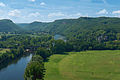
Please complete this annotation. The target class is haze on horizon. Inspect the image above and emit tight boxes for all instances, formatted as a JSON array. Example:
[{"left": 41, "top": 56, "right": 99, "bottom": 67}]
[{"left": 0, "top": 0, "right": 120, "bottom": 23}]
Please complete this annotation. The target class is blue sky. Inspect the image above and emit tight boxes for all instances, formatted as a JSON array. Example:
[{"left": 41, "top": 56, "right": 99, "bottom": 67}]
[{"left": 0, "top": 0, "right": 120, "bottom": 23}]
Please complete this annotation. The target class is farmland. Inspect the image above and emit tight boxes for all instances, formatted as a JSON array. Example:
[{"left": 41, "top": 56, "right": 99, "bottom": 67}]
[{"left": 45, "top": 50, "right": 120, "bottom": 80}]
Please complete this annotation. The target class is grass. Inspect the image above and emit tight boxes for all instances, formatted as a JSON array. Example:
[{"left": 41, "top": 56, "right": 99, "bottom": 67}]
[
  {"left": 0, "top": 49, "right": 10, "bottom": 53},
  {"left": 44, "top": 50, "right": 120, "bottom": 80},
  {"left": 0, "top": 49, "right": 10, "bottom": 56}
]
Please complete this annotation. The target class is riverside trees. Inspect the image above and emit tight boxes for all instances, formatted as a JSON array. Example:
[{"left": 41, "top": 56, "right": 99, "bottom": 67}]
[{"left": 24, "top": 55, "right": 45, "bottom": 80}]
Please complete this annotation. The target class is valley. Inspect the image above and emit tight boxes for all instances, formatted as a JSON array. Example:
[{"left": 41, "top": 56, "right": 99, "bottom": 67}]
[
  {"left": 1, "top": 0, "right": 120, "bottom": 80},
  {"left": 0, "top": 17, "right": 120, "bottom": 80}
]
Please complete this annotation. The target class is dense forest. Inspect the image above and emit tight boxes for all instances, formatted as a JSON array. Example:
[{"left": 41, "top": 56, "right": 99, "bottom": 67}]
[
  {"left": 18, "top": 17, "right": 120, "bottom": 51},
  {"left": 19, "top": 17, "right": 120, "bottom": 35}
]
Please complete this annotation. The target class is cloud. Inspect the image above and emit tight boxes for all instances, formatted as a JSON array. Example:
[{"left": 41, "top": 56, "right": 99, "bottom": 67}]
[
  {"left": 48, "top": 12, "right": 65, "bottom": 18},
  {"left": 40, "top": 2, "right": 46, "bottom": 6},
  {"left": 0, "top": 10, "right": 3, "bottom": 13},
  {"left": 112, "top": 10, "right": 120, "bottom": 18},
  {"left": 97, "top": 9, "right": 108, "bottom": 14},
  {"left": 113, "top": 15, "right": 120, "bottom": 18},
  {"left": 29, "top": 0, "right": 35, "bottom": 2},
  {"left": 0, "top": 2, "right": 6, "bottom": 7},
  {"left": 91, "top": 0, "right": 107, "bottom": 4},
  {"left": 102, "top": 0, "right": 107, "bottom": 4},
  {"left": 47, "top": 12, "right": 88, "bottom": 22},
  {"left": 48, "top": 12, "right": 88, "bottom": 19},
  {"left": 75, "top": 13, "right": 82, "bottom": 16},
  {"left": 66, "top": 13, "right": 88, "bottom": 19},
  {"left": 28, "top": 12, "right": 41, "bottom": 17},
  {"left": 8, "top": 9, "right": 21, "bottom": 17},
  {"left": 112, "top": 10, "right": 120, "bottom": 14}
]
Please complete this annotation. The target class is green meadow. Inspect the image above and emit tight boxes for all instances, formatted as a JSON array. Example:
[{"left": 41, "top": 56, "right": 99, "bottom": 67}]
[
  {"left": 0, "top": 49, "right": 10, "bottom": 53},
  {"left": 45, "top": 50, "right": 120, "bottom": 80}
]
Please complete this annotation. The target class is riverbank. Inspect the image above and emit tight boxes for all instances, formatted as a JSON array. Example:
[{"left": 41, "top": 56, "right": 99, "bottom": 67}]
[{"left": 0, "top": 54, "right": 32, "bottom": 80}]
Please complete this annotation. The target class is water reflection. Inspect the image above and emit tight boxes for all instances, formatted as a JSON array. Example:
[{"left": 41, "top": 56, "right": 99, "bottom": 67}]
[
  {"left": 54, "top": 34, "right": 66, "bottom": 42},
  {"left": 0, "top": 54, "right": 32, "bottom": 80}
]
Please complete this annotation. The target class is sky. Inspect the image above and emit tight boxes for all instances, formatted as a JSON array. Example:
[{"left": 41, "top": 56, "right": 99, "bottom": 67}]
[{"left": 0, "top": 0, "right": 120, "bottom": 23}]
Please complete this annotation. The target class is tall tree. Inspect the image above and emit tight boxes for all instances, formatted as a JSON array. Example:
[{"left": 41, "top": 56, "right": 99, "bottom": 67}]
[
  {"left": 36, "top": 47, "right": 51, "bottom": 60},
  {"left": 24, "top": 55, "right": 45, "bottom": 80}
]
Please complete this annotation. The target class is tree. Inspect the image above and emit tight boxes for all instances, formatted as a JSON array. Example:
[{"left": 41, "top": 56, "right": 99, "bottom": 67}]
[
  {"left": 51, "top": 40, "right": 66, "bottom": 54},
  {"left": 17, "top": 46, "right": 24, "bottom": 55},
  {"left": 24, "top": 55, "right": 45, "bottom": 80},
  {"left": 116, "top": 33, "right": 120, "bottom": 40},
  {"left": 31, "top": 55, "right": 43, "bottom": 63},
  {"left": 36, "top": 47, "right": 51, "bottom": 60}
]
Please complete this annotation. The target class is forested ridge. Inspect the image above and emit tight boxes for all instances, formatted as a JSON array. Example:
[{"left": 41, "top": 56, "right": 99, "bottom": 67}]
[
  {"left": 21, "top": 17, "right": 120, "bottom": 36},
  {"left": 0, "top": 19, "right": 22, "bottom": 32},
  {"left": 18, "top": 17, "right": 120, "bottom": 51}
]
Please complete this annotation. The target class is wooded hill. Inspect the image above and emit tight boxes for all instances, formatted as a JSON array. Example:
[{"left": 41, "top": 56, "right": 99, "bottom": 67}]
[
  {"left": 0, "top": 19, "right": 21, "bottom": 32},
  {"left": 18, "top": 17, "right": 120, "bottom": 38},
  {"left": 1, "top": 17, "right": 120, "bottom": 41}
]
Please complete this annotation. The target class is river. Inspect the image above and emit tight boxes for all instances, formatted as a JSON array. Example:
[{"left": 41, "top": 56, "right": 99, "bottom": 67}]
[
  {"left": 0, "top": 34, "right": 66, "bottom": 80},
  {"left": 0, "top": 54, "right": 32, "bottom": 80},
  {"left": 54, "top": 34, "right": 66, "bottom": 41}
]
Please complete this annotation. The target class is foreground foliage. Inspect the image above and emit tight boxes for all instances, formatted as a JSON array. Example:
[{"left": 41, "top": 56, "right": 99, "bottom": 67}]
[{"left": 24, "top": 55, "right": 45, "bottom": 80}]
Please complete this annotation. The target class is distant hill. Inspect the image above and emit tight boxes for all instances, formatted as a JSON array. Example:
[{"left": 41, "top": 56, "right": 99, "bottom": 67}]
[
  {"left": 23, "top": 17, "right": 120, "bottom": 36},
  {"left": 24, "top": 21, "right": 48, "bottom": 31},
  {"left": 17, "top": 23, "right": 29, "bottom": 28},
  {"left": 0, "top": 19, "right": 21, "bottom": 32},
  {"left": 1, "top": 17, "right": 120, "bottom": 34}
]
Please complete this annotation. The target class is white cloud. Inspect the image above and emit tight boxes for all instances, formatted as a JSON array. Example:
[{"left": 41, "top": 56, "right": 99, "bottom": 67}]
[
  {"left": 28, "top": 12, "right": 41, "bottom": 17},
  {"left": 66, "top": 13, "right": 88, "bottom": 19},
  {"left": 102, "top": 0, "right": 107, "bottom": 4},
  {"left": 40, "top": 2, "right": 46, "bottom": 6},
  {"left": 0, "top": 10, "right": 3, "bottom": 13},
  {"left": 0, "top": 2, "right": 6, "bottom": 7},
  {"left": 48, "top": 12, "right": 88, "bottom": 19},
  {"left": 112, "top": 10, "right": 120, "bottom": 14},
  {"left": 114, "top": 15, "right": 120, "bottom": 18},
  {"left": 97, "top": 9, "right": 108, "bottom": 14},
  {"left": 48, "top": 12, "right": 65, "bottom": 18},
  {"left": 8, "top": 9, "right": 21, "bottom": 17},
  {"left": 112, "top": 10, "right": 120, "bottom": 18},
  {"left": 29, "top": 0, "right": 35, "bottom": 2},
  {"left": 73, "top": 13, "right": 83, "bottom": 17}
]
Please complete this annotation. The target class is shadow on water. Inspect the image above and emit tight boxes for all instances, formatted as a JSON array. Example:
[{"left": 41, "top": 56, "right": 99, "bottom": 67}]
[{"left": 0, "top": 53, "right": 31, "bottom": 71}]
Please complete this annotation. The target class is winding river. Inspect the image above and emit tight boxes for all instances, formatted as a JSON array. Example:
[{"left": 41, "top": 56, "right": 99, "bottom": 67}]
[
  {"left": 0, "top": 34, "right": 66, "bottom": 80},
  {"left": 0, "top": 54, "right": 32, "bottom": 80}
]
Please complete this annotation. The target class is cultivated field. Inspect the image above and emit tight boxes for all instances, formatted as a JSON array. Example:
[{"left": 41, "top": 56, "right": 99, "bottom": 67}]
[{"left": 45, "top": 50, "right": 120, "bottom": 80}]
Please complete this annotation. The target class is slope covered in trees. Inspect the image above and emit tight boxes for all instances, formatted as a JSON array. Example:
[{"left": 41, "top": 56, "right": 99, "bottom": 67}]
[
  {"left": 21, "top": 21, "right": 48, "bottom": 32},
  {"left": 23, "top": 17, "right": 120, "bottom": 37},
  {"left": 20, "top": 17, "right": 120, "bottom": 51},
  {"left": 17, "top": 23, "right": 29, "bottom": 28},
  {"left": 0, "top": 19, "right": 22, "bottom": 32}
]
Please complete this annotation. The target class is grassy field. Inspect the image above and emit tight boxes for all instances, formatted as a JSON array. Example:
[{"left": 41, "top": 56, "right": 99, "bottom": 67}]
[
  {"left": 0, "top": 49, "right": 10, "bottom": 53},
  {"left": 44, "top": 50, "right": 120, "bottom": 80}
]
